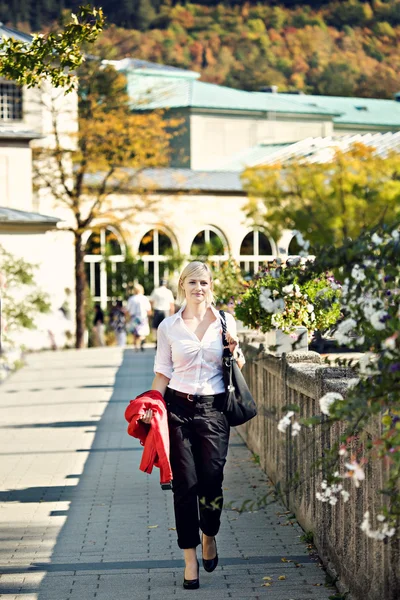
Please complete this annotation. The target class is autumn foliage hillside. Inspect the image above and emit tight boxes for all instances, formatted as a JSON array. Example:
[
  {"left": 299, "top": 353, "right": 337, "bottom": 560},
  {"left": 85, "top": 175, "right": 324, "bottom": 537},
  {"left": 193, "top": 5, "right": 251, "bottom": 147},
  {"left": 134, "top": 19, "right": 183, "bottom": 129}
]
[{"left": 3, "top": 1, "right": 400, "bottom": 98}]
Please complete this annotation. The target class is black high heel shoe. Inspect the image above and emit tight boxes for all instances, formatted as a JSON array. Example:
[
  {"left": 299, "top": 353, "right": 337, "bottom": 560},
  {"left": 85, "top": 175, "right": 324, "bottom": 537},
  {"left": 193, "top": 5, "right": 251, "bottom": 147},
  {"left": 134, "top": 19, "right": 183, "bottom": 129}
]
[
  {"left": 202, "top": 534, "right": 218, "bottom": 573},
  {"left": 183, "top": 559, "right": 199, "bottom": 590}
]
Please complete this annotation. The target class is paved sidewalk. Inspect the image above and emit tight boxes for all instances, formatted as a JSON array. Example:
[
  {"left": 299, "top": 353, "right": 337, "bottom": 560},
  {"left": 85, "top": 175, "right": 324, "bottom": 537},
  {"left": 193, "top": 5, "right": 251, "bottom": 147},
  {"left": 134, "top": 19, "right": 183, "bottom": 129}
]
[{"left": 0, "top": 347, "right": 336, "bottom": 600}]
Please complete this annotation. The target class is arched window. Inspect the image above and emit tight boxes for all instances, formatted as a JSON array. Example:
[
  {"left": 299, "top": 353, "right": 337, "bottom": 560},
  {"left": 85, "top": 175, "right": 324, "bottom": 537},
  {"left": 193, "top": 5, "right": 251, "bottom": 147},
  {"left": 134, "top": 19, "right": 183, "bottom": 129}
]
[
  {"left": 190, "top": 227, "right": 228, "bottom": 262},
  {"left": 239, "top": 230, "right": 274, "bottom": 276},
  {"left": 288, "top": 235, "right": 303, "bottom": 256},
  {"left": 84, "top": 226, "right": 125, "bottom": 307},
  {"left": 138, "top": 228, "right": 175, "bottom": 290}
]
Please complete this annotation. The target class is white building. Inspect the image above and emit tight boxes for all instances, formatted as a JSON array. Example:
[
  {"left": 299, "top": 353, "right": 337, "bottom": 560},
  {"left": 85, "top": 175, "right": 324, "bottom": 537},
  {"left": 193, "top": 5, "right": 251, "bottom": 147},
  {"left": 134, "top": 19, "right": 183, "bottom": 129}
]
[{"left": 0, "top": 24, "right": 76, "bottom": 348}]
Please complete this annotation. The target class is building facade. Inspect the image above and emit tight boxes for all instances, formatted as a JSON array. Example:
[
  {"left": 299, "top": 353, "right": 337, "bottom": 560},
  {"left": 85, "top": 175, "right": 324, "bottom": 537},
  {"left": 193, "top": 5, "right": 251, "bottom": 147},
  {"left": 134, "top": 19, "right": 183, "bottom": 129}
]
[{"left": 2, "top": 30, "right": 400, "bottom": 345}]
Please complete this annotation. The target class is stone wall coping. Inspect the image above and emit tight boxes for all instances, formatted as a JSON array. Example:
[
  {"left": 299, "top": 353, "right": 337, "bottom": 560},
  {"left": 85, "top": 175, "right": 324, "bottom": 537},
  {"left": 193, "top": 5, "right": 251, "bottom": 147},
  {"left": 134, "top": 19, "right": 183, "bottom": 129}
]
[{"left": 240, "top": 334, "right": 359, "bottom": 402}]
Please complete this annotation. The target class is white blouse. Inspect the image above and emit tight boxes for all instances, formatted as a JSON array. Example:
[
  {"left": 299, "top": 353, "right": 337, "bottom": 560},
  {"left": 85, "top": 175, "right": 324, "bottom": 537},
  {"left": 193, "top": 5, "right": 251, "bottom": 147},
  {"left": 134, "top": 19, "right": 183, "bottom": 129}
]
[{"left": 154, "top": 305, "right": 241, "bottom": 395}]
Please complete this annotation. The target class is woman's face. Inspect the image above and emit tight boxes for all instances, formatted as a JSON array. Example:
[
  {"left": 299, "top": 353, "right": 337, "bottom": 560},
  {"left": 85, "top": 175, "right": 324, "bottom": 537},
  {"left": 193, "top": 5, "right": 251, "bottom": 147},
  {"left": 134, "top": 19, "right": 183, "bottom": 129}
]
[{"left": 181, "top": 272, "right": 212, "bottom": 304}]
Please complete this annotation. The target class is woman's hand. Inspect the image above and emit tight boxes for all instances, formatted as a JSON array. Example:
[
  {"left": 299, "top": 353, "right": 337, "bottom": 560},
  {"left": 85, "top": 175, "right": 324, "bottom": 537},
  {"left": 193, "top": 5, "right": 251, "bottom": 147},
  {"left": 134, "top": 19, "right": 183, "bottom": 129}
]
[
  {"left": 140, "top": 409, "right": 153, "bottom": 424},
  {"left": 225, "top": 331, "right": 239, "bottom": 355},
  {"left": 225, "top": 331, "right": 245, "bottom": 368}
]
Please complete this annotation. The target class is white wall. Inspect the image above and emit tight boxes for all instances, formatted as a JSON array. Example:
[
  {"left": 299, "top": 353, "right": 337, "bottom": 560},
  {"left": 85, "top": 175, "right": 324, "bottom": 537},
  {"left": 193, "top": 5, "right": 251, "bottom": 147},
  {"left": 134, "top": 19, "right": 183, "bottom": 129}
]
[
  {"left": 190, "top": 113, "right": 334, "bottom": 170},
  {"left": 0, "top": 143, "right": 33, "bottom": 210},
  {"left": 0, "top": 228, "right": 76, "bottom": 350},
  {"left": 110, "top": 190, "right": 290, "bottom": 261}
]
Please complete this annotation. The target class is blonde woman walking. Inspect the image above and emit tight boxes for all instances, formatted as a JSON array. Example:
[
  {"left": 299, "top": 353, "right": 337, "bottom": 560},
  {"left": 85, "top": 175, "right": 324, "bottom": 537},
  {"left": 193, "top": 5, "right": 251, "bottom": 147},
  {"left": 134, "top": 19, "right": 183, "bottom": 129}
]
[{"left": 141, "top": 261, "right": 244, "bottom": 590}]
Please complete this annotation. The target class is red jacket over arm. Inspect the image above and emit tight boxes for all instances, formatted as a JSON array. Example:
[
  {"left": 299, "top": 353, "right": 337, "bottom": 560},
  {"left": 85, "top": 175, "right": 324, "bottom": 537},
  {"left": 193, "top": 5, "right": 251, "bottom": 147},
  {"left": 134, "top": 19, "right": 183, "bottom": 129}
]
[{"left": 124, "top": 390, "right": 172, "bottom": 485}]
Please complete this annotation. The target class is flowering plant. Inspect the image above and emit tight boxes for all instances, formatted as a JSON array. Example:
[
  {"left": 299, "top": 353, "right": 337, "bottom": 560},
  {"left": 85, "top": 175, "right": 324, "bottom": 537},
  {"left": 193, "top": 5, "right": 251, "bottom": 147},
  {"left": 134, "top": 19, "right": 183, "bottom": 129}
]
[
  {"left": 234, "top": 259, "right": 341, "bottom": 334},
  {"left": 210, "top": 258, "right": 248, "bottom": 309},
  {"left": 275, "top": 225, "right": 400, "bottom": 540}
]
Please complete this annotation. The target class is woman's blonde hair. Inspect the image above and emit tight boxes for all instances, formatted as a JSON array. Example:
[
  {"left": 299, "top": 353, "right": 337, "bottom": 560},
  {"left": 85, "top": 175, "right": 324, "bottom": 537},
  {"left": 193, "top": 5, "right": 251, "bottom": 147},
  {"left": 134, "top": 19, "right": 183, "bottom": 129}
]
[
  {"left": 133, "top": 283, "right": 144, "bottom": 295},
  {"left": 177, "top": 261, "right": 214, "bottom": 305}
]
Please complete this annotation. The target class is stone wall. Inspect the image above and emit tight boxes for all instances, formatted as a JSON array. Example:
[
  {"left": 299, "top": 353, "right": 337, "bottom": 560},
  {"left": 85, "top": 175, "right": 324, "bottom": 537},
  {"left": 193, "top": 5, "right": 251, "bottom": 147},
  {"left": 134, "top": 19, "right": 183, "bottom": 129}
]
[{"left": 239, "top": 334, "right": 400, "bottom": 600}]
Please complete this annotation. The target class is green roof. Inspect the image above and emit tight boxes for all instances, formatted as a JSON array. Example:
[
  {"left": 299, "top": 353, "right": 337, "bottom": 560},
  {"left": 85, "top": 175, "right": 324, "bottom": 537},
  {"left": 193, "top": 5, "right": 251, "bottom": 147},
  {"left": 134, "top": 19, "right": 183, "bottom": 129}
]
[
  {"left": 277, "top": 93, "right": 400, "bottom": 128},
  {"left": 112, "top": 59, "right": 338, "bottom": 117},
  {"left": 110, "top": 59, "right": 400, "bottom": 127}
]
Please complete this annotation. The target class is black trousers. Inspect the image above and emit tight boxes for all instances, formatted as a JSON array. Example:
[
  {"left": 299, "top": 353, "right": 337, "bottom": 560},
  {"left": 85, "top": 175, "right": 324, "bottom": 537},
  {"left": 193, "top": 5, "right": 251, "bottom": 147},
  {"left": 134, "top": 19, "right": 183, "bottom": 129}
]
[{"left": 165, "top": 388, "right": 230, "bottom": 549}]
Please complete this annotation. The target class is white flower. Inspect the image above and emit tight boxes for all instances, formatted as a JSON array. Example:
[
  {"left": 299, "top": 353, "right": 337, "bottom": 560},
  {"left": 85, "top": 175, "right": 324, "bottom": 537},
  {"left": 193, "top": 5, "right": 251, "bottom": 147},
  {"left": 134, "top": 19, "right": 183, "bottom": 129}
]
[
  {"left": 333, "top": 318, "right": 357, "bottom": 346},
  {"left": 291, "top": 421, "right": 301, "bottom": 437},
  {"left": 371, "top": 232, "right": 383, "bottom": 245},
  {"left": 273, "top": 298, "right": 285, "bottom": 313},
  {"left": 382, "top": 335, "right": 396, "bottom": 351},
  {"left": 260, "top": 289, "right": 285, "bottom": 314},
  {"left": 277, "top": 411, "right": 294, "bottom": 433},
  {"left": 370, "top": 310, "right": 388, "bottom": 331},
  {"left": 260, "top": 289, "right": 274, "bottom": 312},
  {"left": 360, "top": 511, "right": 396, "bottom": 541},
  {"left": 351, "top": 264, "right": 366, "bottom": 282},
  {"left": 377, "top": 514, "right": 386, "bottom": 523},
  {"left": 391, "top": 228, "right": 399, "bottom": 241},
  {"left": 319, "top": 392, "right": 343, "bottom": 416},
  {"left": 358, "top": 352, "right": 379, "bottom": 375},
  {"left": 341, "top": 490, "right": 350, "bottom": 502},
  {"left": 282, "top": 284, "right": 294, "bottom": 294},
  {"left": 360, "top": 296, "right": 384, "bottom": 320},
  {"left": 260, "top": 296, "right": 274, "bottom": 312},
  {"left": 316, "top": 480, "right": 345, "bottom": 505},
  {"left": 307, "top": 303, "right": 314, "bottom": 313}
]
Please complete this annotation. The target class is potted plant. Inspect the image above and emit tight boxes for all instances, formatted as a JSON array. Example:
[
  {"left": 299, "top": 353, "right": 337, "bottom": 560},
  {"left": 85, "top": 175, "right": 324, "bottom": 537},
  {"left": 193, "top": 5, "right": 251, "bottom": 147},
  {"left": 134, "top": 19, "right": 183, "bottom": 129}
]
[{"left": 234, "top": 259, "right": 341, "bottom": 354}]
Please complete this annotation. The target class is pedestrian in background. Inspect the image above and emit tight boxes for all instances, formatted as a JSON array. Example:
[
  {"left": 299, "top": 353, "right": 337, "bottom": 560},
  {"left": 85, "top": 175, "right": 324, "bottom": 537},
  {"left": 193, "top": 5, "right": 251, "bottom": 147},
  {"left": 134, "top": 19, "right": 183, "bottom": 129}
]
[
  {"left": 109, "top": 300, "right": 127, "bottom": 347},
  {"left": 127, "top": 283, "right": 151, "bottom": 351},
  {"left": 92, "top": 304, "right": 105, "bottom": 347},
  {"left": 141, "top": 261, "right": 245, "bottom": 590},
  {"left": 150, "top": 277, "right": 175, "bottom": 342}
]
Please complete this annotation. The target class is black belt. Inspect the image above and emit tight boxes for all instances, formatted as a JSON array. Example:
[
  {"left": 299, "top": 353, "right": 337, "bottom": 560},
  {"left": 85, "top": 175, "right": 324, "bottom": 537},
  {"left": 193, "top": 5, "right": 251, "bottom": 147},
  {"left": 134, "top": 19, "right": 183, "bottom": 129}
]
[{"left": 168, "top": 388, "right": 224, "bottom": 403}]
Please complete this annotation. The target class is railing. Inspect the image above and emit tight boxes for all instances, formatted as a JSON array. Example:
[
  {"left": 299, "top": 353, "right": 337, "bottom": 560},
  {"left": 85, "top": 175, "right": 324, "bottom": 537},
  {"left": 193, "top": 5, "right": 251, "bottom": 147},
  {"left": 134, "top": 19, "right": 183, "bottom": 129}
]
[{"left": 239, "top": 333, "right": 400, "bottom": 600}]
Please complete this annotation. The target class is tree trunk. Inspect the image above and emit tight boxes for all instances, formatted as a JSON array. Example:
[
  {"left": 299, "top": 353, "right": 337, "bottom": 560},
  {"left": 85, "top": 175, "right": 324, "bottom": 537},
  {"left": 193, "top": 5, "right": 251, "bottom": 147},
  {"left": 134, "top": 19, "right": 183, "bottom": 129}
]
[{"left": 75, "top": 232, "right": 86, "bottom": 349}]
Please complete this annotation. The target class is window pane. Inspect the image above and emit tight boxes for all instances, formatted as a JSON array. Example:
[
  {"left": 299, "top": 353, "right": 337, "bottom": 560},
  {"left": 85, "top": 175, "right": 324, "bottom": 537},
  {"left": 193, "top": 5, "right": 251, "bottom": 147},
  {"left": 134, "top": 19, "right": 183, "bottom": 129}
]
[
  {"left": 94, "top": 263, "right": 101, "bottom": 298},
  {"left": 105, "top": 228, "right": 122, "bottom": 255},
  {"left": 85, "top": 231, "right": 101, "bottom": 255},
  {"left": 258, "top": 232, "right": 272, "bottom": 255},
  {"left": 191, "top": 229, "right": 224, "bottom": 256},
  {"left": 288, "top": 236, "right": 302, "bottom": 255},
  {"left": 0, "top": 83, "right": 23, "bottom": 121},
  {"left": 139, "top": 230, "right": 154, "bottom": 254},
  {"left": 158, "top": 232, "right": 173, "bottom": 254},
  {"left": 240, "top": 232, "right": 254, "bottom": 255},
  {"left": 209, "top": 231, "right": 224, "bottom": 254},
  {"left": 192, "top": 231, "right": 205, "bottom": 248}
]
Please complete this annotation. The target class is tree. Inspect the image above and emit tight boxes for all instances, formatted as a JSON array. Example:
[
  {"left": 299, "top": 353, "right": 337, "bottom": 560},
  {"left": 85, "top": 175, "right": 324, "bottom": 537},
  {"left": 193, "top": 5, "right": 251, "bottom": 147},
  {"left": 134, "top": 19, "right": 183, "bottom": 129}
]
[
  {"left": 0, "top": 246, "right": 51, "bottom": 350},
  {"left": 33, "top": 61, "right": 179, "bottom": 347},
  {"left": 242, "top": 142, "right": 400, "bottom": 248},
  {"left": 0, "top": 5, "right": 105, "bottom": 92}
]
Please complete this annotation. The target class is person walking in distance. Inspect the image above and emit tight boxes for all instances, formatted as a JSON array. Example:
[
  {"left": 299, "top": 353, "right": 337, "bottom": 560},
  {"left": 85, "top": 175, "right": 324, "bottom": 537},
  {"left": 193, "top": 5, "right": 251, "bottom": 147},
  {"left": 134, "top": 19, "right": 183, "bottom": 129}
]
[
  {"left": 127, "top": 284, "right": 152, "bottom": 351},
  {"left": 140, "top": 261, "right": 245, "bottom": 590},
  {"left": 109, "top": 300, "right": 128, "bottom": 347},
  {"left": 92, "top": 304, "right": 105, "bottom": 347},
  {"left": 150, "top": 277, "right": 175, "bottom": 342}
]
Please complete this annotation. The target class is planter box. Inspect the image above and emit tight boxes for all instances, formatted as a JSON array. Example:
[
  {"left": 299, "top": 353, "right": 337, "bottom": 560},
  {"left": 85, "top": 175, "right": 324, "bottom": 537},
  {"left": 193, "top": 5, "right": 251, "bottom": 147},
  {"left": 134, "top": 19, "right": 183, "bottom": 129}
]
[{"left": 264, "top": 327, "right": 308, "bottom": 355}]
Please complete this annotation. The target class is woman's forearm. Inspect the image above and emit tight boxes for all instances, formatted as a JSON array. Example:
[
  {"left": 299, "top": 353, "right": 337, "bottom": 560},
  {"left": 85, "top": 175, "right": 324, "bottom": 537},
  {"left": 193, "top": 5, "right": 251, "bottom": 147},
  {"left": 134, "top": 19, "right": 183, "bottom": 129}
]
[{"left": 152, "top": 373, "right": 170, "bottom": 397}]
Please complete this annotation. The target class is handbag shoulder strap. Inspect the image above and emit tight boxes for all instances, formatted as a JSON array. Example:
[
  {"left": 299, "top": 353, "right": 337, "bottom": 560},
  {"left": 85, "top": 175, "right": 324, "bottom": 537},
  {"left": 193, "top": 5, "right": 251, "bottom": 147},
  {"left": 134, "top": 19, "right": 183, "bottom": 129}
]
[{"left": 219, "top": 310, "right": 232, "bottom": 358}]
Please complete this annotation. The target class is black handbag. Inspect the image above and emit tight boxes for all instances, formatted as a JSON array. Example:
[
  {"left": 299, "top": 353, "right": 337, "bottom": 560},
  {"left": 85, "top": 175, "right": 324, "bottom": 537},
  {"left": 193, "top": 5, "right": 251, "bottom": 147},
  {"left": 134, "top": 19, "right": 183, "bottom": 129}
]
[{"left": 219, "top": 310, "right": 257, "bottom": 427}]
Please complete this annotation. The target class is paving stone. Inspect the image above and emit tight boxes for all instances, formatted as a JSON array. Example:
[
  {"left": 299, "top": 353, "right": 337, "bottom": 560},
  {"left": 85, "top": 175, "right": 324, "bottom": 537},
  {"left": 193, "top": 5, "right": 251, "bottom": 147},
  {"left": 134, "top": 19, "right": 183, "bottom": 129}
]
[{"left": 0, "top": 347, "right": 334, "bottom": 600}]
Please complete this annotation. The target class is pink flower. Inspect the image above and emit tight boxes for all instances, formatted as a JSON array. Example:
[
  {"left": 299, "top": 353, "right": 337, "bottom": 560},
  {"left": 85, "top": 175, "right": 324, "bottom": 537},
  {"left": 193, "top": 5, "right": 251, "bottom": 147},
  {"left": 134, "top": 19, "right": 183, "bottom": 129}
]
[{"left": 344, "top": 461, "right": 365, "bottom": 487}]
